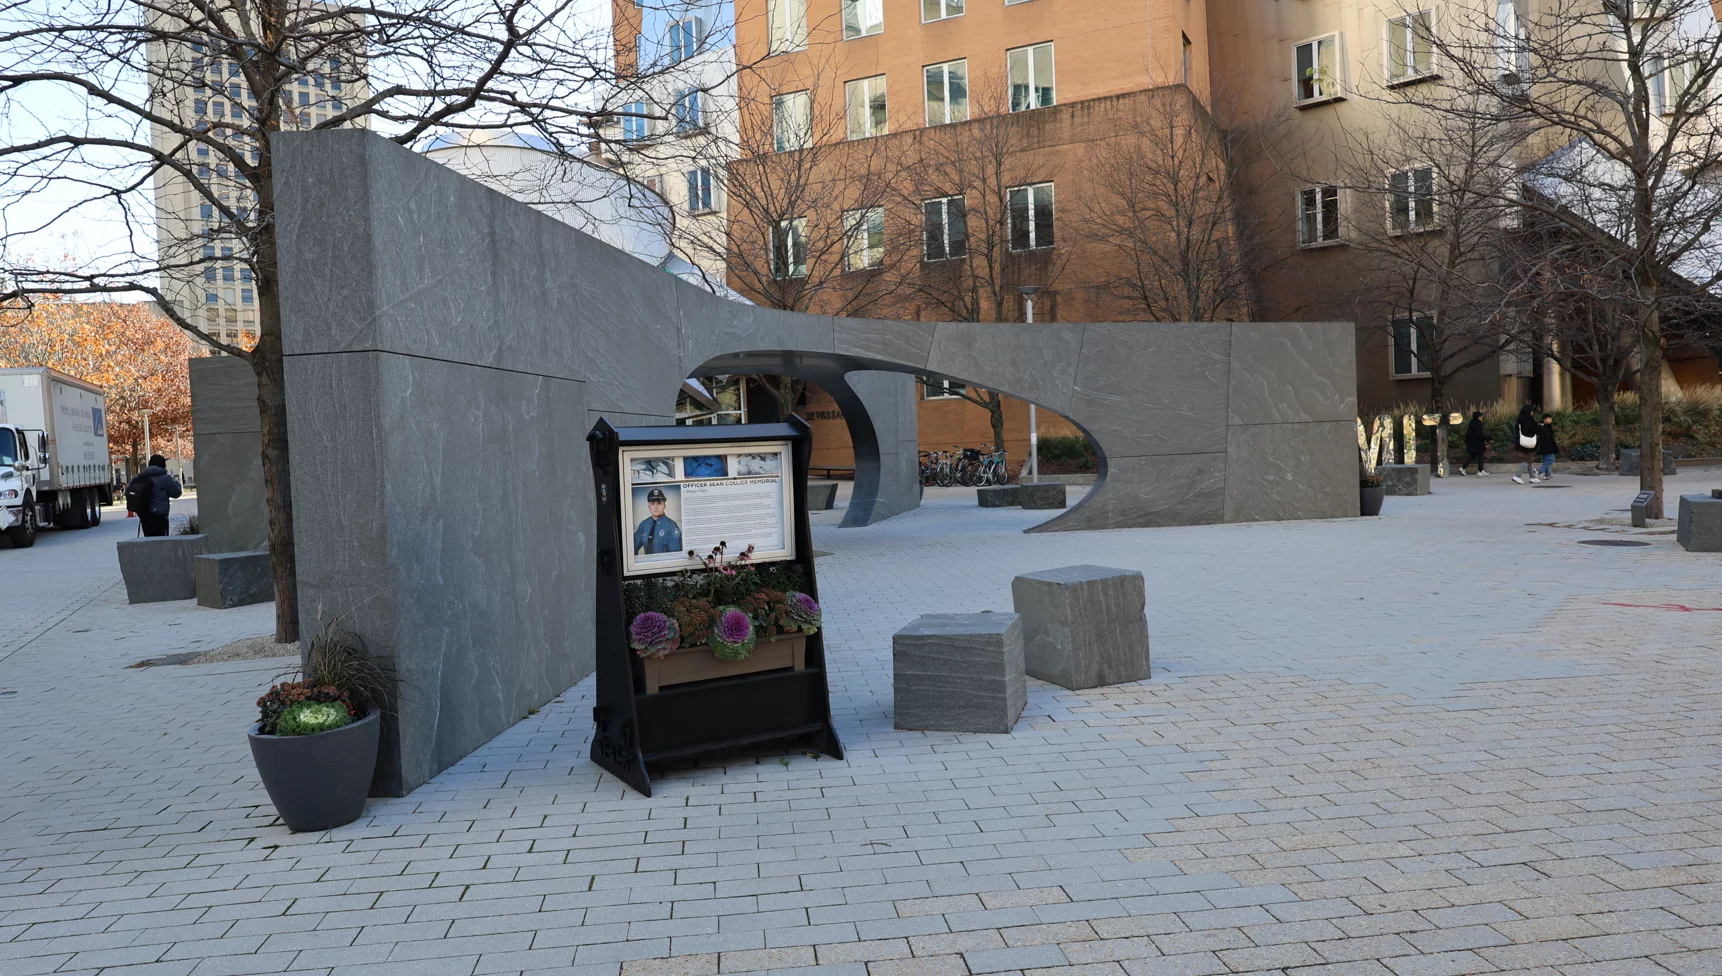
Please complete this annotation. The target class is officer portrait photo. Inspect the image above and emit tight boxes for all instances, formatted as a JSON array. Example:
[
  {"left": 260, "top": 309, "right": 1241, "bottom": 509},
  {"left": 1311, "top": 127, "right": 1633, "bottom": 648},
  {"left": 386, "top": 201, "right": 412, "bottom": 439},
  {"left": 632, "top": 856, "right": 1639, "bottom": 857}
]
[{"left": 631, "top": 485, "right": 683, "bottom": 559}]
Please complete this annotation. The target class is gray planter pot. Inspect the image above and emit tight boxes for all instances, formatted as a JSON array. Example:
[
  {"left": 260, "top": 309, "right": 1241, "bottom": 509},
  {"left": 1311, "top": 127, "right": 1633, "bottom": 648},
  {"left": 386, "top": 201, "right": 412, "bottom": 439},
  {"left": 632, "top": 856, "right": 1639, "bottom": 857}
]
[
  {"left": 248, "top": 709, "right": 380, "bottom": 832},
  {"left": 1360, "top": 484, "right": 1386, "bottom": 517}
]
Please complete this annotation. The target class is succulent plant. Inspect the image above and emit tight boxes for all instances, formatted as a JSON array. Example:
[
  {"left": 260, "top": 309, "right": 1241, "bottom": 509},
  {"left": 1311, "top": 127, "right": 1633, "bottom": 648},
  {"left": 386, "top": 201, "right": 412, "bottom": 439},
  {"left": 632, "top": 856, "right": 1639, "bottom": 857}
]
[
  {"left": 785, "top": 591, "right": 821, "bottom": 634},
  {"left": 708, "top": 606, "right": 756, "bottom": 661},
  {"left": 629, "top": 611, "right": 681, "bottom": 658},
  {"left": 275, "top": 700, "right": 354, "bottom": 736}
]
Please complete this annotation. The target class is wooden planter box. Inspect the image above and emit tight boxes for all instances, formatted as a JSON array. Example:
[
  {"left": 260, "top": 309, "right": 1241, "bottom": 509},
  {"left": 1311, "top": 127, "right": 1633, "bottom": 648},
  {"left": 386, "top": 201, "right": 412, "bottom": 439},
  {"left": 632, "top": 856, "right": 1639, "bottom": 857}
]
[{"left": 643, "top": 634, "right": 807, "bottom": 694}]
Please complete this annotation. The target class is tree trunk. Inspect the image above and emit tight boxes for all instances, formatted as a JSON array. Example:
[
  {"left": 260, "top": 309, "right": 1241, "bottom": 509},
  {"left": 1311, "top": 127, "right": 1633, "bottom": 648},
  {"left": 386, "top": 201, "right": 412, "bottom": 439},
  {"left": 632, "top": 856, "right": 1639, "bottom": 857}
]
[
  {"left": 1431, "top": 380, "right": 1448, "bottom": 477},
  {"left": 1639, "top": 304, "right": 1665, "bottom": 518},
  {"left": 987, "top": 395, "right": 1006, "bottom": 454},
  {"left": 1596, "top": 387, "right": 1618, "bottom": 472},
  {"left": 253, "top": 338, "right": 300, "bottom": 644}
]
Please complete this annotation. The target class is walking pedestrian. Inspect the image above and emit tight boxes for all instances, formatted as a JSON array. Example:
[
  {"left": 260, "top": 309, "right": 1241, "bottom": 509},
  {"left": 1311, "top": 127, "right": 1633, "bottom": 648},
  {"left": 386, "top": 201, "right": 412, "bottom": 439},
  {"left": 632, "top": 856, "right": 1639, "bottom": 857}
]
[
  {"left": 125, "top": 453, "right": 182, "bottom": 537},
  {"left": 1537, "top": 414, "right": 1558, "bottom": 480},
  {"left": 1461, "top": 410, "right": 1489, "bottom": 475},
  {"left": 1511, "top": 404, "right": 1540, "bottom": 484}
]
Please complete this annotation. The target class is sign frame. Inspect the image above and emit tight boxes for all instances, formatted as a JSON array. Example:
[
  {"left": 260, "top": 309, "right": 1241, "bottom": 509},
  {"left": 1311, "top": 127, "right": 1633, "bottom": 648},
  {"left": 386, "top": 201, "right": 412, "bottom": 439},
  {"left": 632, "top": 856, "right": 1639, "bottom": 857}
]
[
  {"left": 618, "top": 438, "right": 796, "bottom": 577},
  {"left": 586, "top": 417, "right": 843, "bottom": 797}
]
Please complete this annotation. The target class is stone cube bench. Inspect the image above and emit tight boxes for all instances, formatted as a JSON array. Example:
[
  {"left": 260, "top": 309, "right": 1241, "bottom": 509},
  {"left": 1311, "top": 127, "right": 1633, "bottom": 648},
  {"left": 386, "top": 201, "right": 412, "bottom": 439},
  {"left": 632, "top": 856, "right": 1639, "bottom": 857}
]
[
  {"left": 1379, "top": 464, "right": 1430, "bottom": 496},
  {"left": 1677, "top": 492, "right": 1722, "bottom": 552},
  {"left": 977, "top": 485, "right": 1020, "bottom": 507},
  {"left": 806, "top": 481, "right": 838, "bottom": 511},
  {"left": 893, "top": 613, "right": 1025, "bottom": 734},
  {"left": 196, "top": 550, "right": 274, "bottom": 608},
  {"left": 1620, "top": 449, "right": 1677, "bottom": 476},
  {"left": 1012, "top": 565, "right": 1151, "bottom": 690},
  {"left": 1018, "top": 483, "right": 1068, "bottom": 509},
  {"left": 117, "top": 534, "right": 208, "bottom": 603}
]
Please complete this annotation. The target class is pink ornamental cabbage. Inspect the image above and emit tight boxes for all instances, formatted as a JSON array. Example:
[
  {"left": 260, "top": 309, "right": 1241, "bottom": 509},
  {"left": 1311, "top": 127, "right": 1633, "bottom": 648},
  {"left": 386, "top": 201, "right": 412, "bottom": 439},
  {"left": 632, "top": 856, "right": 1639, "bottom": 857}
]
[
  {"left": 786, "top": 591, "right": 822, "bottom": 634},
  {"left": 629, "top": 611, "right": 680, "bottom": 659},
  {"left": 709, "top": 606, "right": 757, "bottom": 661}
]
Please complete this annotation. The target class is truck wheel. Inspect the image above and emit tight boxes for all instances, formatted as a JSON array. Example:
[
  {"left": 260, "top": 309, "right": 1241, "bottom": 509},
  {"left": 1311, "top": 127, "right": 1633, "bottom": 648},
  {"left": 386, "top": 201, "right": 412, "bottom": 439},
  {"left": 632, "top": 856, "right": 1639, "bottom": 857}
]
[
  {"left": 7, "top": 496, "right": 37, "bottom": 548},
  {"left": 88, "top": 490, "right": 102, "bottom": 527}
]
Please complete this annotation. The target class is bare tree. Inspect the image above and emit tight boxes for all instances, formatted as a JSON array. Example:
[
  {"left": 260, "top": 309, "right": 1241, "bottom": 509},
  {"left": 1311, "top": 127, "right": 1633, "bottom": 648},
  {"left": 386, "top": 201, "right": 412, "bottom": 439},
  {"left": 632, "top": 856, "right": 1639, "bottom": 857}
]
[
  {"left": 1074, "top": 85, "right": 1285, "bottom": 322},
  {"left": 880, "top": 81, "right": 1069, "bottom": 452},
  {"left": 1419, "top": 0, "right": 1722, "bottom": 516},
  {"left": 0, "top": 0, "right": 721, "bottom": 639},
  {"left": 1322, "top": 89, "right": 1529, "bottom": 471}
]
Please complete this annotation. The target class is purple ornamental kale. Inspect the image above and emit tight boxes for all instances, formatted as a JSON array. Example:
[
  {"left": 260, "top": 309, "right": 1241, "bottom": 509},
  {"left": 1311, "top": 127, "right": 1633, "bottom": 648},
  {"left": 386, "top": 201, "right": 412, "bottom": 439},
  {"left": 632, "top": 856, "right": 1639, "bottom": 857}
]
[
  {"left": 786, "top": 591, "right": 821, "bottom": 633},
  {"left": 629, "top": 611, "right": 680, "bottom": 658},
  {"left": 709, "top": 606, "right": 757, "bottom": 661}
]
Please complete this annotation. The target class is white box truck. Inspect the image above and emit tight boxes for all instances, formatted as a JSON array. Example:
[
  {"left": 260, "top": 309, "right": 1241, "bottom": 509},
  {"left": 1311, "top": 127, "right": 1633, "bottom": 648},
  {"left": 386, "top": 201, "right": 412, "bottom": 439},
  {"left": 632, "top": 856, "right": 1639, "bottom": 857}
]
[{"left": 0, "top": 368, "right": 113, "bottom": 548}]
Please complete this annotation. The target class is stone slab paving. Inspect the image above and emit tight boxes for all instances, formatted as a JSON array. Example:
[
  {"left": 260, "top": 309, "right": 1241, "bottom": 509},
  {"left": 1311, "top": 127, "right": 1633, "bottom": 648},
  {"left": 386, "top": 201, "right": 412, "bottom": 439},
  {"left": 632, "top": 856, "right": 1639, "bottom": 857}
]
[{"left": 5, "top": 475, "right": 1722, "bottom": 976}]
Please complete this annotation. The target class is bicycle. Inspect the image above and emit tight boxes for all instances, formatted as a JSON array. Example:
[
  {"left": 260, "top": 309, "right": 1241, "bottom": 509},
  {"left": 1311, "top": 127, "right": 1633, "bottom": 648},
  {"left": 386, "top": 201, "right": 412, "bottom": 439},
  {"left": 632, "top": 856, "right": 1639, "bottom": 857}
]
[
  {"left": 955, "top": 447, "right": 984, "bottom": 487},
  {"left": 976, "top": 450, "right": 1010, "bottom": 486}
]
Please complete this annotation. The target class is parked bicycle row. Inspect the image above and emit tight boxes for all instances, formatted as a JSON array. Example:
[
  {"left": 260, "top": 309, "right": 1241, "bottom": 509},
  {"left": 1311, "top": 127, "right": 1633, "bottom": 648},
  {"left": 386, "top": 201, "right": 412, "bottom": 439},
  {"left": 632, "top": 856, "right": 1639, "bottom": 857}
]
[{"left": 919, "top": 447, "right": 1014, "bottom": 487}]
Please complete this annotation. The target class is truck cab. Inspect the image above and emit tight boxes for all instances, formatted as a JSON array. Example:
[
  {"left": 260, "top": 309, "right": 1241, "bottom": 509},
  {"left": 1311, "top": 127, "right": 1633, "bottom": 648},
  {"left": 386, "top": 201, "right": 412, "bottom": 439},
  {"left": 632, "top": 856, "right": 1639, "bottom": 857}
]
[{"left": 0, "top": 424, "right": 51, "bottom": 547}]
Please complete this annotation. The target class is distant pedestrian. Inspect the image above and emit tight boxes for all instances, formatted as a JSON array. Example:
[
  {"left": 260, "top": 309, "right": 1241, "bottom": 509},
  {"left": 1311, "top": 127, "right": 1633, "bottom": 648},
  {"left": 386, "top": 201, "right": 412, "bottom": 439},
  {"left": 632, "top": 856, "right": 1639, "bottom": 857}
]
[
  {"left": 1537, "top": 414, "right": 1558, "bottom": 480},
  {"left": 125, "top": 454, "right": 182, "bottom": 537},
  {"left": 1511, "top": 404, "right": 1541, "bottom": 484},
  {"left": 1461, "top": 411, "right": 1489, "bottom": 475}
]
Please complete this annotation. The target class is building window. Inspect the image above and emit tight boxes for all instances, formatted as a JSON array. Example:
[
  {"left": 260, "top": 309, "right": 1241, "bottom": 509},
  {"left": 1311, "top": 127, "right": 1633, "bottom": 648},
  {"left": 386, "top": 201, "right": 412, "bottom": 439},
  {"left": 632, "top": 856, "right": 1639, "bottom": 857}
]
[
  {"left": 205, "top": 291, "right": 219, "bottom": 305},
  {"left": 773, "top": 91, "right": 811, "bottom": 151},
  {"left": 922, "top": 379, "right": 967, "bottom": 399},
  {"left": 1647, "top": 54, "right": 1694, "bottom": 115},
  {"left": 204, "top": 267, "right": 217, "bottom": 283},
  {"left": 621, "top": 101, "right": 650, "bottom": 142},
  {"left": 1391, "top": 314, "right": 1433, "bottom": 377},
  {"left": 241, "top": 288, "right": 254, "bottom": 304},
  {"left": 199, "top": 204, "right": 214, "bottom": 220},
  {"left": 203, "top": 245, "right": 216, "bottom": 258},
  {"left": 1386, "top": 12, "right": 1435, "bottom": 84},
  {"left": 845, "top": 75, "right": 888, "bottom": 139},
  {"left": 1295, "top": 34, "right": 1343, "bottom": 103},
  {"left": 769, "top": 0, "right": 807, "bottom": 53},
  {"left": 686, "top": 168, "right": 714, "bottom": 212},
  {"left": 240, "top": 267, "right": 253, "bottom": 283},
  {"left": 669, "top": 19, "right": 703, "bottom": 63},
  {"left": 922, "top": 195, "right": 967, "bottom": 260},
  {"left": 1298, "top": 186, "right": 1341, "bottom": 245},
  {"left": 221, "top": 265, "right": 235, "bottom": 283},
  {"left": 843, "top": 0, "right": 883, "bottom": 38},
  {"left": 193, "top": 98, "right": 207, "bottom": 115},
  {"left": 672, "top": 89, "right": 702, "bottom": 131},
  {"left": 1007, "top": 182, "right": 1055, "bottom": 251},
  {"left": 924, "top": 60, "right": 968, "bottom": 126},
  {"left": 843, "top": 207, "right": 885, "bottom": 271},
  {"left": 1388, "top": 166, "right": 1436, "bottom": 233},
  {"left": 922, "top": 0, "right": 963, "bottom": 22},
  {"left": 1007, "top": 43, "right": 1055, "bottom": 111},
  {"left": 298, "top": 90, "right": 310, "bottom": 106},
  {"left": 772, "top": 217, "right": 808, "bottom": 279}
]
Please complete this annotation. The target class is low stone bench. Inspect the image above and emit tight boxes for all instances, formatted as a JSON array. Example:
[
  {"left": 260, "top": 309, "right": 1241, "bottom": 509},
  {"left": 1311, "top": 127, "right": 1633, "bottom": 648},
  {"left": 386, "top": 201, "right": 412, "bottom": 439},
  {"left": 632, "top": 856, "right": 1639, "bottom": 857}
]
[
  {"left": 806, "top": 481, "right": 838, "bottom": 511},
  {"left": 117, "top": 534, "right": 208, "bottom": 603},
  {"left": 1018, "top": 483, "right": 1067, "bottom": 509},
  {"left": 1379, "top": 464, "right": 1430, "bottom": 496},
  {"left": 894, "top": 613, "right": 1025, "bottom": 734},
  {"left": 977, "top": 485, "right": 1020, "bottom": 507},
  {"left": 1620, "top": 449, "right": 1677, "bottom": 476},
  {"left": 1678, "top": 492, "right": 1722, "bottom": 551},
  {"left": 196, "top": 551, "right": 274, "bottom": 608},
  {"left": 1012, "top": 565, "right": 1151, "bottom": 690}
]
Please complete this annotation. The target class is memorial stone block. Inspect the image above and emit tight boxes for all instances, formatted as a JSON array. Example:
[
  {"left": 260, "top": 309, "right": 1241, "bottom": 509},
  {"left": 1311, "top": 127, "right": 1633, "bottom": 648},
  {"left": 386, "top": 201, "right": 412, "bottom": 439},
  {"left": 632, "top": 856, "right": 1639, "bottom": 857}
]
[
  {"left": 1619, "top": 448, "right": 1677, "bottom": 476},
  {"left": 117, "top": 535, "right": 208, "bottom": 603},
  {"left": 806, "top": 481, "right": 838, "bottom": 511},
  {"left": 196, "top": 551, "right": 274, "bottom": 608},
  {"left": 1379, "top": 464, "right": 1430, "bottom": 496},
  {"left": 1012, "top": 565, "right": 1151, "bottom": 690},
  {"left": 894, "top": 613, "right": 1026, "bottom": 734},
  {"left": 1018, "top": 483, "right": 1068, "bottom": 509},
  {"left": 1677, "top": 493, "right": 1722, "bottom": 551},
  {"left": 977, "top": 485, "right": 1020, "bottom": 507}
]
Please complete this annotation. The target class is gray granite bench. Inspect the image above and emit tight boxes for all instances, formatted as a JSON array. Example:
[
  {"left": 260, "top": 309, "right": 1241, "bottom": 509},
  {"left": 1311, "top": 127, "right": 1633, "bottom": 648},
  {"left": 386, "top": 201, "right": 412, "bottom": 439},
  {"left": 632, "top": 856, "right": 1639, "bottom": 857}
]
[
  {"left": 196, "top": 550, "right": 274, "bottom": 608},
  {"left": 806, "top": 481, "right": 838, "bottom": 511},
  {"left": 1018, "top": 483, "right": 1067, "bottom": 509},
  {"left": 1678, "top": 492, "right": 1722, "bottom": 551},
  {"left": 1379, "top": 464, "right": 1430, "bottom": 496},
  {"left": 893, "top": 613, "right": 1026, "bottom": 734},
  {"left": 977, "top": 485, "right": 1020, "bottom": 507},
  {"left": 117, "top": 534, "right": 208, "bottom": 603},
  {"left": 1620, "top": 449, "right": 1677, "bottom": 476},
  {"left": 1012, "top": 565, "right": 1150, "bottom": 690}
]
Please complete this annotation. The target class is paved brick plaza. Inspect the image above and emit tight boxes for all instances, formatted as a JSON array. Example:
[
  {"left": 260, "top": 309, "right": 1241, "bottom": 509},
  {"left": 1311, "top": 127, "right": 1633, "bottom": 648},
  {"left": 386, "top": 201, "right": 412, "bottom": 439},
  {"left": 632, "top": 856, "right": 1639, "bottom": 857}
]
[{"left": 5, "top": 476, "right": 1722, "bottom": 976}]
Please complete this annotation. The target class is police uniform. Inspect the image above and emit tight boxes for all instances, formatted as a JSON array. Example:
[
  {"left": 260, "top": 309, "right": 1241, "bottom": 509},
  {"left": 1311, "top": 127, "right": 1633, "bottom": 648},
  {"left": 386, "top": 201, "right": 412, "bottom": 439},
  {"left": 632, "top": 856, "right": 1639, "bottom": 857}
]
[{"left": 634, "top": 488, "right": 683, "bottom": 555}]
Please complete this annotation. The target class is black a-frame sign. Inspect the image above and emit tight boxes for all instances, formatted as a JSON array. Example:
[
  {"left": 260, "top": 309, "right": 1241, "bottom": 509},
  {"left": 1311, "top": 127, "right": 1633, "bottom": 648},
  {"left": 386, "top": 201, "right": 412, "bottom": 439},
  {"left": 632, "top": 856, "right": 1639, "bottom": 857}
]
[{"left": 586, "top": 417, "right": 843, "bottom": 796}]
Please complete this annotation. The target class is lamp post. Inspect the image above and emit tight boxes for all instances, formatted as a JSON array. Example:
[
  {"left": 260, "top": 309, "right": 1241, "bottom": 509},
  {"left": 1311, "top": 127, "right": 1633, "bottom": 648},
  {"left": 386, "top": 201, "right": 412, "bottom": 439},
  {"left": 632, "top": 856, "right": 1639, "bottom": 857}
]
[
  {"left": 1017, "top": 285, "right": 1043, "bottom": 484},
  {"left": 140, "top": 409, "right": 153, "bottom": 465}
]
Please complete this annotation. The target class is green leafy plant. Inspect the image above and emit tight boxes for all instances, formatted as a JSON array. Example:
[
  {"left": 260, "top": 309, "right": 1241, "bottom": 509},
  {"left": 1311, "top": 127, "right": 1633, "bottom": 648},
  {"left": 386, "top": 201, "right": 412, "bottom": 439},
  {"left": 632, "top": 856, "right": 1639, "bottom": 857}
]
[
  {"left": 255, "top": 619, "right": 392, "bottom": 735},
  {"left": 275, "top": 700, "right": 353, "bottom": 736},
  {"left": 176, "top": 514, "right": 200, "bottom": 535}
]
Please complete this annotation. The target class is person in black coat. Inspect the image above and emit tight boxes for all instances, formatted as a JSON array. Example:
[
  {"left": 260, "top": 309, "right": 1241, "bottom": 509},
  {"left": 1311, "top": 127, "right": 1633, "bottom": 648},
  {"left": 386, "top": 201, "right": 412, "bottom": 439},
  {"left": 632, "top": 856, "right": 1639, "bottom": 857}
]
[
  {"left": 1460, "top": 411, "right": 1489, "bottom": 475},
  {"left": 1512, "top": 404, "right": 1541, "bottom": 483},
  {"left": 1536, "top": 414, "right": 1559, "bottom": 480},
  {"left": 125, "top": 454, "right": 182, "bottom": 537}
]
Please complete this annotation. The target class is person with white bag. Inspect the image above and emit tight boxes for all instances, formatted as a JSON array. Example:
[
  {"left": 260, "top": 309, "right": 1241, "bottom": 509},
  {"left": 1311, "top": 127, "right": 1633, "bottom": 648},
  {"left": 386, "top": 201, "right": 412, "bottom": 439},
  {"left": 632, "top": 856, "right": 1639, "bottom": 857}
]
[{"left": 1511, "top": 404, "right": 1541, "bottom": 484}]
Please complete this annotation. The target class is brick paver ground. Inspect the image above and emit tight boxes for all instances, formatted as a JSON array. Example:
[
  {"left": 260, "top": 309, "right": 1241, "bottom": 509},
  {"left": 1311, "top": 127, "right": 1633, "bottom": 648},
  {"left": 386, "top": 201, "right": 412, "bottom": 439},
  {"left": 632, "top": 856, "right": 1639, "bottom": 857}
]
[{"left": 4, "top": 476, "right": 1722, "bottom": 976}]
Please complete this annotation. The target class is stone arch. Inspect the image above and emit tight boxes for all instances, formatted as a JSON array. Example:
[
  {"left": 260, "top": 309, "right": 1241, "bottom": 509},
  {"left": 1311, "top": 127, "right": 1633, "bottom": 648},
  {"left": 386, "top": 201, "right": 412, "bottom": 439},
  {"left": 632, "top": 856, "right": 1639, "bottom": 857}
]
[{"left": 274, "top": 131, "right": 1359, "bottom": 796}]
